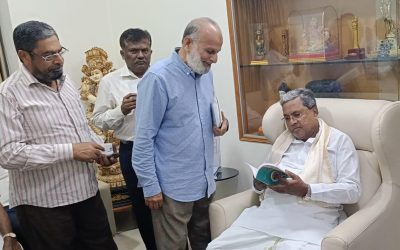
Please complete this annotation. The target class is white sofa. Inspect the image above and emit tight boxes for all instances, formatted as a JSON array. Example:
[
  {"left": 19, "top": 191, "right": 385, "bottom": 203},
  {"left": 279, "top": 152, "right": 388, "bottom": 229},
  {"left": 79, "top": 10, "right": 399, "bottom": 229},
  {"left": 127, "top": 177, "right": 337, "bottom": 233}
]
[{"left": 209, "top": 98, "right": 400, "bottom": 249}]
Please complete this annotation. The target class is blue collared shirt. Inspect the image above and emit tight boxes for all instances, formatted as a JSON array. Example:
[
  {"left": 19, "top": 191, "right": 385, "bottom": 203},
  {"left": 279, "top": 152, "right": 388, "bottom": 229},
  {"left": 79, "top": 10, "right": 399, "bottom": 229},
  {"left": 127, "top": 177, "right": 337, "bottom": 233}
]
[{"left": 132, "top": 50, "right": 216, "bottom": 202}]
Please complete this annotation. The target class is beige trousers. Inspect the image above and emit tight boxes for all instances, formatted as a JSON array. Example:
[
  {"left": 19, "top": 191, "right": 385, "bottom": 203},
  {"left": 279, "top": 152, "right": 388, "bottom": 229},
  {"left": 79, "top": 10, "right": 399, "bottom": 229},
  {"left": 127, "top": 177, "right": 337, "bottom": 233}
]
[{"left": 152, "top": 194, "right": 214, "bottom": 250}]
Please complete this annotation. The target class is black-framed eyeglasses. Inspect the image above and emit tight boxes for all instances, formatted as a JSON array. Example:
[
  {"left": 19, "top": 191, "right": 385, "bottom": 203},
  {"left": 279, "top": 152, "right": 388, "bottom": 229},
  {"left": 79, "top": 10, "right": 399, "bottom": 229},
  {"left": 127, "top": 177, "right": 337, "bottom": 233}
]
[{"left": 29, "top": 47, "right": 69, "bottom": 62}]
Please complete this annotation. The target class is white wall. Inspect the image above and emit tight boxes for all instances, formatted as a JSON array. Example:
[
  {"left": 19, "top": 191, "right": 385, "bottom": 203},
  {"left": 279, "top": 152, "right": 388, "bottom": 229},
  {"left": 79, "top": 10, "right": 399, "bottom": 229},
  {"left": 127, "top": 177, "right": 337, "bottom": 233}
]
[{"left": 0, "top": 0, "right": 270, "bottom": 198}]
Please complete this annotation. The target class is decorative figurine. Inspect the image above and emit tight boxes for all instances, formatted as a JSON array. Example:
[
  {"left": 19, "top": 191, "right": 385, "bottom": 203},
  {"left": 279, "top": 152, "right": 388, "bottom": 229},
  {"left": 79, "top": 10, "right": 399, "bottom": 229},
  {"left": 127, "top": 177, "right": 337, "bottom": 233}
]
[
  {"left": 380, "top": 0, "right": 396, "bottom": 38},
  {"left": 250, "top": 23, "right": 268, "bottom": 65},
  {"left": 345, "top": 16, "right": 365, "bottom": 59},
  {"left": 81, "top": 47, "right": 113, "bottom": 115},
  {"left": 80, "top": 47, "right": 129, "bottom": 207},
  {"left": 377, "top": 0, "right": 397, "bottom": 57},
  {"left": 254, "top": 23, "right": 266, "bottom": 60},
  {"left": 281, "top": 29, "right": 289, "bottom": 57}
]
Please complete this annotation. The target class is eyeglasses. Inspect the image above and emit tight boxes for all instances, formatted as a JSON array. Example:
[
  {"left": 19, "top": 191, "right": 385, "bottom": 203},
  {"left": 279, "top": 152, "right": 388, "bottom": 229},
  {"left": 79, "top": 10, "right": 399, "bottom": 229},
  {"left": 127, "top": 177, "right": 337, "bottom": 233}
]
[
  {"left": 29, "top": 47, "right": 69, "bottom": 62},
  {"left": 282, "top": 108, "right": 313, "bottom": 123}
]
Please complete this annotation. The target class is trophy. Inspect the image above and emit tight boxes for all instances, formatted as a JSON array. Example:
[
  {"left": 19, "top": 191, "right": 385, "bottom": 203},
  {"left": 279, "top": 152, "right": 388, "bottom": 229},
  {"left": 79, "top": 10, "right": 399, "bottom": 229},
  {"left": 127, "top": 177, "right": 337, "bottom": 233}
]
[
  {"left": 250, "top": 23, "right": 268, "bottom": 65},
  {"left": 377, "top": 0, "right": 397, "bottom": 57},
  {"left": 345, "top": 16, "right": 365, "bottom": 59}
]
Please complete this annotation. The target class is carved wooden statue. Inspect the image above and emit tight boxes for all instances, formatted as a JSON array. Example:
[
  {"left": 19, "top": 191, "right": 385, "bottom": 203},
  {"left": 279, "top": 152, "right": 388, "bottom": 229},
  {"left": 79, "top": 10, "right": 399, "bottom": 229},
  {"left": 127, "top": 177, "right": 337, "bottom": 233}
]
[{"left": 80, "top": 48, "right": 128, "bottom": 201}]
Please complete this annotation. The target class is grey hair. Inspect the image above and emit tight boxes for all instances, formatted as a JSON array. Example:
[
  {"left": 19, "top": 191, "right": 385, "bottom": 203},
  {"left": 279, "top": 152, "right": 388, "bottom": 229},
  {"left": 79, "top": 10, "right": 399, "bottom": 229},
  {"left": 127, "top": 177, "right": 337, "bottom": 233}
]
[
  {"left": 280, "top": 88, "right": 316, "bottom": 109},
  {"left": 13, "top": 20, "right": 58, "bottom": 52},
  {"left": 181, "top": 17, "right": 220, "bottom": 42}
]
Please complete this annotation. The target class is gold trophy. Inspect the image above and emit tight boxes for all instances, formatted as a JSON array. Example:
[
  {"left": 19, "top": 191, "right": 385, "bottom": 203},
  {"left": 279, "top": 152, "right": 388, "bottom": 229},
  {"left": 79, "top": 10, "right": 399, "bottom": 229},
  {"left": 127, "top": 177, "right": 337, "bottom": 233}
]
[{"left": 346, "top": 16, "right": 365, "bottom": 59}]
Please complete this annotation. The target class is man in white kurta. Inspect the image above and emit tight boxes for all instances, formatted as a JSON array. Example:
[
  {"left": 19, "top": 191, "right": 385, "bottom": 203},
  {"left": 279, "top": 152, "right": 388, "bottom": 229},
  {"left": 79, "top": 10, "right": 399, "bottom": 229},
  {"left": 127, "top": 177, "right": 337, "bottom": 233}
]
[{"left": 208, "top": 88, "right": 361, "bottom": 250}]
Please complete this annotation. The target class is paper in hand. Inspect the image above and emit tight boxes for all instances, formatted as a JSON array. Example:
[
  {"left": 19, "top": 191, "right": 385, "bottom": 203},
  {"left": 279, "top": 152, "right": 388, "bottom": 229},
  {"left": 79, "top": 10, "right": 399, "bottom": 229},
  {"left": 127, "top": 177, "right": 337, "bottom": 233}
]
[{"left": 102, "top": 143, "right": 114, "bottom": 156}]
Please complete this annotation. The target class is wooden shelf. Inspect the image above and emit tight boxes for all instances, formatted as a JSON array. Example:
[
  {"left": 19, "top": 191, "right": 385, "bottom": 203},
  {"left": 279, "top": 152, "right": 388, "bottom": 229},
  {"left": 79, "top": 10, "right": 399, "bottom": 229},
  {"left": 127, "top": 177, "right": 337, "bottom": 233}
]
[
  {"left": 113, "top": 204, "right": 132, "bottom": 213},
  {"left": 240, "top": 57, "right": 400, "bottom": 68}
]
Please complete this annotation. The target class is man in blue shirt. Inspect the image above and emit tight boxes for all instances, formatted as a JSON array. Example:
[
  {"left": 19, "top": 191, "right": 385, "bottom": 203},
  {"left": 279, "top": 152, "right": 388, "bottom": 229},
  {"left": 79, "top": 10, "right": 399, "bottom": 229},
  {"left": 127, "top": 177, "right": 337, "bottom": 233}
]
[{"left": 132, "top": 17, "right": 228, "bottom": 250}]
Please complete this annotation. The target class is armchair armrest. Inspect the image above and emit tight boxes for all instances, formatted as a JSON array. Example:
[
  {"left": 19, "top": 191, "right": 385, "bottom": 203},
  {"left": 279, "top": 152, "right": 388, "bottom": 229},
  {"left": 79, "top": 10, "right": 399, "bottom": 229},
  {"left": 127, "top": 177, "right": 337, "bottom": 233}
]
[
  {"left": 210, "top": 189, "right": 259, "bottom": 239},
  {"left": 322, "top": 186, "right": 398, "bottom": 250}
]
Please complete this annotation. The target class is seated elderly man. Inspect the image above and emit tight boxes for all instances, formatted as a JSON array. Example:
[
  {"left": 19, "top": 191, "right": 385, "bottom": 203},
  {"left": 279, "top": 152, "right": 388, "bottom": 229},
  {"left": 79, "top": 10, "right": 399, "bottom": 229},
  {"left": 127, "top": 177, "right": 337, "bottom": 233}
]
[{"left": 207, "top": 88, "right": 361, "bottom": 250}]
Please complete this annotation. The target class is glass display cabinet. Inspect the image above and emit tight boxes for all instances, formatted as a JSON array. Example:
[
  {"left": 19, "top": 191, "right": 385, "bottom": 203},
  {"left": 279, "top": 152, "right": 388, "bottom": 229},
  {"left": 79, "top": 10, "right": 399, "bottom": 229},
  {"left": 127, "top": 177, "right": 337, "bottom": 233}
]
[{"left": 226, "top": 0, "right": 400, "bottom": 143}]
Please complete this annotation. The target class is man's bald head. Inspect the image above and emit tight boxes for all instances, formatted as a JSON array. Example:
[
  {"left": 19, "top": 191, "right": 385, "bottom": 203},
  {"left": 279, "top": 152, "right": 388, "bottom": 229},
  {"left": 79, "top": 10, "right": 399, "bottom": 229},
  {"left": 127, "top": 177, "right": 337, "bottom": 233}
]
[{"left": 181, "top": 17, "right": 222, "bottom": 42}]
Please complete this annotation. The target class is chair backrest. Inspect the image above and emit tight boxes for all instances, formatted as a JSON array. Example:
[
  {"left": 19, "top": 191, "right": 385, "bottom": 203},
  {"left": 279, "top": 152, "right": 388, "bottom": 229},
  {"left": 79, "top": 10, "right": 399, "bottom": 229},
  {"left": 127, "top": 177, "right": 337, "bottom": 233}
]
[{"left": 262, "top": 98, "right": 400, "bottom": 215}]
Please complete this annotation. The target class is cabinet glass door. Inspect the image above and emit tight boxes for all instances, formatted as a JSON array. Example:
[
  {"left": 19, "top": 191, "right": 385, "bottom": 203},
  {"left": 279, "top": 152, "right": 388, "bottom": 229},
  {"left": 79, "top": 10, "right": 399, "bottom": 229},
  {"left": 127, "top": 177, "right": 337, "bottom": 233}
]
[{"left": 227, "top": 0, "right": 400, "bottom": 143}]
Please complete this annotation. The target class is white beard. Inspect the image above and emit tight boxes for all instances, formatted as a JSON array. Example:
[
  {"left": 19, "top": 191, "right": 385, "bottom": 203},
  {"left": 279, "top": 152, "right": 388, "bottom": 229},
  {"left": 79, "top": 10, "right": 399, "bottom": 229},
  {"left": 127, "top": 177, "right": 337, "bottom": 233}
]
[{"left": 187, "top": 46, "right": 210, "bottom": 75}]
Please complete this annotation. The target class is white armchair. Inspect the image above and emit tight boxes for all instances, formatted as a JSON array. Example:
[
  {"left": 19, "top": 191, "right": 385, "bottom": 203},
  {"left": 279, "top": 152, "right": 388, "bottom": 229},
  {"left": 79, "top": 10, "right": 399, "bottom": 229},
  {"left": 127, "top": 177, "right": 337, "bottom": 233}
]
[{"left": 209, "top": 98, "right": 400, "bottom": 250}]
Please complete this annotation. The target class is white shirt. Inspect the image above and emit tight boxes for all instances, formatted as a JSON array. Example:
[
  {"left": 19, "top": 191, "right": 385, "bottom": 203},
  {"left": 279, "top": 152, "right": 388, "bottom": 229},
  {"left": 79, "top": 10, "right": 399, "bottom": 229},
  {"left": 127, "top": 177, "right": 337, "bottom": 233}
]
[
  {"left": 0, "top": 167, "right": 9, "bottom": 206},
  {"left": 237, "top": 127, "right": 361, "bottom": 245},
  {"left": 278, "top": 127, "right": 361, "bottom": 204},
  {"left": 92, "top": 65, "right": 140, "bottom": 141}
]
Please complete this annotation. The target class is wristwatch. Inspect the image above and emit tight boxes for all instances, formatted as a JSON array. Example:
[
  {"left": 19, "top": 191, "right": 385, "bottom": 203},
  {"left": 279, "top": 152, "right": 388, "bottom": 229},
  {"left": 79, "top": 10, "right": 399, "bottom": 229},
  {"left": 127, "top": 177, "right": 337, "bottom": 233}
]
[
  {"left": 303, "top": 184, "right": 312, "bottom": 201},
  {"left": 3, "top": 232, "right": 16, "bottom": 239}
]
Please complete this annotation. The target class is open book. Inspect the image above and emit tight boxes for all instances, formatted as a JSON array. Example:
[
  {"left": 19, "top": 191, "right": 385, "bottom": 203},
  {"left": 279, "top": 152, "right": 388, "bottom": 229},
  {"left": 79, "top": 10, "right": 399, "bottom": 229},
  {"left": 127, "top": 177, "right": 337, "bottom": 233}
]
[{"left": 245, "top": 162, "right": 288, "bottom": 185}]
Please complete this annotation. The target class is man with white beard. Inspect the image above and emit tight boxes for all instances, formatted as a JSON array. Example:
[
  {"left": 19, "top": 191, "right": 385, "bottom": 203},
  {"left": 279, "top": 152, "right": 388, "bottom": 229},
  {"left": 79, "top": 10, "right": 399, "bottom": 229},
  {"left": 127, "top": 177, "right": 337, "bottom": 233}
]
[{"left": 132, "top": 17, "right": 229, "bottom": 250}]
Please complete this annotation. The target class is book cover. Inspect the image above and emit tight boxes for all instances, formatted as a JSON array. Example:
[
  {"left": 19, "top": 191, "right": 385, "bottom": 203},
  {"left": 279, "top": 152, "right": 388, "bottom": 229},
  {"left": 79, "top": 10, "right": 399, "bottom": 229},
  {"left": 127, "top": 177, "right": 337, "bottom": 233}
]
[
  {"left": 211, "top": 97, "right": 222, "bottom": 128},
  {"left": 245, "top": 162, "right": 288, "bottom": 185}
]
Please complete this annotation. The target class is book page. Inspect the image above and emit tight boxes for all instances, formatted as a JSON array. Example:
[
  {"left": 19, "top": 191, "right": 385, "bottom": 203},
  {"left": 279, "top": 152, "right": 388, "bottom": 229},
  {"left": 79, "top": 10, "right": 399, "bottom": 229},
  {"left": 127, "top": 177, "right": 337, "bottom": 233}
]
[
  {"left": 244, "top": 162, "right": 259, "bottom": 178},
  {"left": 245, "top": 162, "right": 288, "bottom": 185}
]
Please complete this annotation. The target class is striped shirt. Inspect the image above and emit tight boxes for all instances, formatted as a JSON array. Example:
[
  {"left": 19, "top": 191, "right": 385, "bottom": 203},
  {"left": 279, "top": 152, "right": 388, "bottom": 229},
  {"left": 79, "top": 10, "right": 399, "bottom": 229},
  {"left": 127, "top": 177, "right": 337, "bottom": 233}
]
[{"left": 0, "top": 65, "right": 102, "bottom": 208}]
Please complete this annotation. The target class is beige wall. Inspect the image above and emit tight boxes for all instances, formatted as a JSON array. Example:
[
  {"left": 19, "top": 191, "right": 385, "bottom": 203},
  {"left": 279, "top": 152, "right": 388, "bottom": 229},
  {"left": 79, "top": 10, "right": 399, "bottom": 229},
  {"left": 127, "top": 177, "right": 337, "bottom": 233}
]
[{"left": 0, "top": 0, "right": 271, "bottom": 198}]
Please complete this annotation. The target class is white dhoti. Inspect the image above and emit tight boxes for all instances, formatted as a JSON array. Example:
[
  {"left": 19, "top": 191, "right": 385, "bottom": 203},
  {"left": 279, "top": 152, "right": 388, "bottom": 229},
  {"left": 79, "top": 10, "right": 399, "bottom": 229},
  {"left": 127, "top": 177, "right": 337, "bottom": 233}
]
[
  {"left": 207, "top": 226, "right": 320, "bottom": 250},
  {"left": 208, "top": 191, "right": 343, "bottom": 250}
]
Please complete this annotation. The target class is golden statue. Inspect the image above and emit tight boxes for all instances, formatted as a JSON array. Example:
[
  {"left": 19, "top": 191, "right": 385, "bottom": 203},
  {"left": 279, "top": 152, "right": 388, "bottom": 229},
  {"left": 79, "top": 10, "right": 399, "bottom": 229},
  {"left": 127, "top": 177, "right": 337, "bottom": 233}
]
[
  {"left": 346, "top": 16, "right": 365, "bottom": 59},
  {"left": 80, "top": 47, "right": 127, "bottom": 192},
  {"left": 351, "top": 16, "right": 360, "bottom": 49}
]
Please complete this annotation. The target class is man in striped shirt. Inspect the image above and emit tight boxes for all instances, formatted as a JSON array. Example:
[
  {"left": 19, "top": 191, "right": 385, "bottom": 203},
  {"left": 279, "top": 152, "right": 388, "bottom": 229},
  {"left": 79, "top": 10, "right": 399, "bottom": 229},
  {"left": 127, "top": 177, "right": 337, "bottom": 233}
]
[{"left": 0, "top": 21, "right": 118, "bottom": 250}]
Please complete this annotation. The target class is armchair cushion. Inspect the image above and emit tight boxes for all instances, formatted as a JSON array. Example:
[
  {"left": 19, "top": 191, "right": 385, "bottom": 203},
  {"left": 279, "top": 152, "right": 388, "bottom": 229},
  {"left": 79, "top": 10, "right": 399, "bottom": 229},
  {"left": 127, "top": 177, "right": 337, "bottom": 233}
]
[{"left": 209, "top": 189, "right": 259, "bottom": 239}]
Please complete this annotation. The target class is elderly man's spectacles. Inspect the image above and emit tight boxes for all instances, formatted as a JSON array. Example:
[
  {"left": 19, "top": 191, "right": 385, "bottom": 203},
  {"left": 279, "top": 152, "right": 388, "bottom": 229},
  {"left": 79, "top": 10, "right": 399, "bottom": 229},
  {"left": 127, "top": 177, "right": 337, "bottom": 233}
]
[
  {"left": 282, "top": 108, "right": 312, "bottom": 123},
  {"left": 29, "top": 47, "right": 69, "bottom": 62}
]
